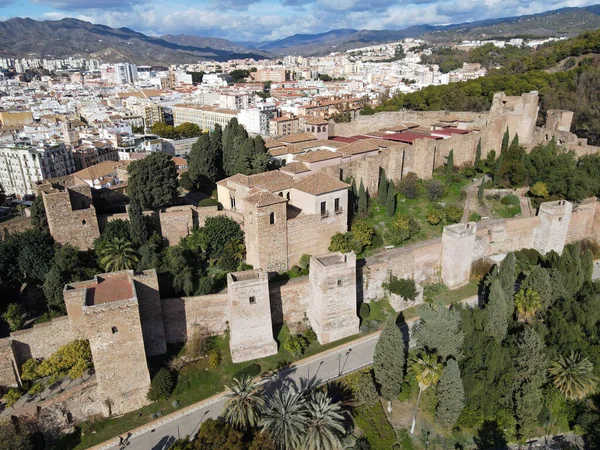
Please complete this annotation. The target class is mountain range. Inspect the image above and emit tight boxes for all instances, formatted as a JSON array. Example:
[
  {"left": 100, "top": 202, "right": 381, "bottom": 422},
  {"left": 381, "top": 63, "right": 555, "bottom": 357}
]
[{"left": 1, "top": 5, "right": 600, "bottom": 64}]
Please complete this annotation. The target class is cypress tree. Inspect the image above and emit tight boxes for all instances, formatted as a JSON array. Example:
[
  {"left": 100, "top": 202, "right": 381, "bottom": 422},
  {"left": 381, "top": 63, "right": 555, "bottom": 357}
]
[
  {"left": 509, "top": 133, "right": 519, "bottom": 152},
  {"left": 498, "top": 253, "right": 516, "bottom": 319},
  {"left": 522, "top": 265, "right": 553, "bottom": 310},
  {"left": 189, "top": 133, "right": 218, "bottom": 190},
  {"left": 358, "top": 180, "right": 368, "bottom": 217},
  {"left": 514, "top": 328, "right": 547, "bottom": 440},
  {"left": 250, "top": 136, "right": 269, "bottom": 174},
  {"left": 501, "top": 127, "right": 510, "bottom": 153},
  {"left": 446, "top": 150, "right": 454, "bottom": 177},
  {"left": 210, "top": 124, "right": 224, "bottom": 180},
  {"left": 128, "top": 199, "right": 148, "bottom": 247},
  {"left": 485, "top": 279, "right": 508, "bottom": 343},
  {"left": 436, "top": 359, "right": 465, "bottom": 428},
  {"left": 413, "top": 301, "right": 464, "bottom": 361},
  {"left": 493, "top": 153, "right": 503, "bottom": 186},
  {"left": 386, "top": 181, "right": 396, "bottom": 217},
  {"left": 475, "top": 138, "right": 482, "bottom": 164},
  {"left": 350, "top": 179, "right": 358, "bottom": 214},
  {"left": 373, "top": 320, "right": 405, "bottom": 400},
  {"left": 378, "top": 170, "right": 388, "bottom": 204},
  {"left": 478, "top": 179, "right": 485, "bottom": 200}
]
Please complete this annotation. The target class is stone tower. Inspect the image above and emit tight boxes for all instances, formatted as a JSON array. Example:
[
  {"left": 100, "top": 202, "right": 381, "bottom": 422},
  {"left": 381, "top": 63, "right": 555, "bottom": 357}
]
[
  {"left": 63, "top": 271, "right": 152, "bottom": 416},
  {"left": 533, "top": 200, "right": 572, "bottom": 255},
  {"left": 243, "top": 191, "right": 289, "bottom": 273},
  {"left": 441, "top": 222, "right": 477, "bottom": 289},
  {"left": 227, "top": 269, "right": 278, "bottom": 363},
  {"left": 62, "top": 121, "right": 80, "bottom": 147},
  {"left": 308, "top": 252, "right": 360, "bottom": 345}
]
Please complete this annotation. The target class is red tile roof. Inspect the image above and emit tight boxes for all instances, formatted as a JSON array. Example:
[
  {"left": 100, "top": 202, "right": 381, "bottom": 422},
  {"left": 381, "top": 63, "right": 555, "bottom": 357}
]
[
  {"left": 383, "top": 132, "right": 442, "bottom": 144},
  {"left": 85, "top": 273, "right": 133, "bottom": 306}
]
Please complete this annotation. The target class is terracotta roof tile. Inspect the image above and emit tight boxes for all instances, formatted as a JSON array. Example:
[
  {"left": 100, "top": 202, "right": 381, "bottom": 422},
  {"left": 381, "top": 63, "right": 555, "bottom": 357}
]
[
  {"left": 85, "top": 273, "right": 133, "bottom": 306},
  {"left": 294, "top": 150, "right": 341, "bottom": 163},
  {"left": 248, "top": 171, "right": 294, "bottom": 192},
  {"left": 336, "top": 140, "right": 380, "bottom": 156},
  {"left": 280, "top": 162, "right": 310, "bottom": 174},
  {"left": 244, "top": 190, "right": 287, "bottom": 207},
  {"left": 293, "top": 171, "right": 350, "bottom": 196},
  {"left": 278, "top": 132, "right": 318, "bottom": 144}
]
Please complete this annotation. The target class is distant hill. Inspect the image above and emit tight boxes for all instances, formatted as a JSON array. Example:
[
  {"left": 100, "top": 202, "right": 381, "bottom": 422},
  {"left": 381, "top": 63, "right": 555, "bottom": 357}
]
[
  {"left": 1, "top": 5, "right": 600, "bottom": 63},
  {"left": 253, "top": 5, "right": 600, "bottom": 55},
  {"left": 0, "top": 17, "right": 267, "bottom": 64}
]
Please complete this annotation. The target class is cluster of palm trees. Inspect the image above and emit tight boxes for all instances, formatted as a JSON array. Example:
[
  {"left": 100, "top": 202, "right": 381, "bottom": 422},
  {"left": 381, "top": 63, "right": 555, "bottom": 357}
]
[{"left": 222, "top": 374, "right": 347, "bottom": 450}]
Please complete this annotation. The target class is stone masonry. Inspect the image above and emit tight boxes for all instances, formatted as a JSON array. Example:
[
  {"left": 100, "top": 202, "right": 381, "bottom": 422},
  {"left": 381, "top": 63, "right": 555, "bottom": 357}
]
[
  {"left": 441, "top": 222, "right": 477, "bottom": 289},
  {"left": 227, "top": 270, "right": 278, "bottom": 363},
  {"left": 308, "top": 252, "right": 360, "bottom": 345}
]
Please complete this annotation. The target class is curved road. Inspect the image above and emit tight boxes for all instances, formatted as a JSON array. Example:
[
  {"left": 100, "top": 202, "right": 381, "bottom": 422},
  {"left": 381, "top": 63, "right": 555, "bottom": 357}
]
[{"left": 94, "top": 334, "right": 380, "bottom": 450}]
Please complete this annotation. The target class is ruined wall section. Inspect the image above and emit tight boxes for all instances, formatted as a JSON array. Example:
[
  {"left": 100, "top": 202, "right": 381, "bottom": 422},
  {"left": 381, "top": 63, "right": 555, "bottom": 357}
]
[
  {"left": 43, "top": 187, "right": 100, "bottom": 250},
  {"left": 9, "top": 316, "right": 75, "bottom": 367}
]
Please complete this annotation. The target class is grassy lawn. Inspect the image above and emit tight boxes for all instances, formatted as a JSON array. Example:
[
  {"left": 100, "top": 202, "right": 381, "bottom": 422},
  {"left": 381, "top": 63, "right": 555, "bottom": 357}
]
[
  {"left": 400, "top": 280, "right": 479, "bottom": 321},
  {"left": 66, "top": 323, "right": 369, "bottom": 449},
  {"left": 362, "top": 177, "right": 469, "bottom": 256},
  {"left": 487, "top": 198, "right": 521, "bottom": 218}
]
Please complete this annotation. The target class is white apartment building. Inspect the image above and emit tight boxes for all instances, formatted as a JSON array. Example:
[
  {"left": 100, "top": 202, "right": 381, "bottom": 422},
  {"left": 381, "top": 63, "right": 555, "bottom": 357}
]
[
  {"left": 238, "top": 104, "right": 278, "bottom": 136},
  {"left": 0, "top": 142, "right": 76, "bottom": 196},
  {"left": 101, "top": 63, "right": 138, "bottom": 85},
  {"left": 172, "top": 104, "right": 237, "bottom": 131}
]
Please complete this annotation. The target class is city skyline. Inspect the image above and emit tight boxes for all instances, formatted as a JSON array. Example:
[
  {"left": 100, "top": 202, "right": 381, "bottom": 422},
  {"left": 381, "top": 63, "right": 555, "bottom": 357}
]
[{"left": 0, "top": 0, "right": 599, "bottom": 42}]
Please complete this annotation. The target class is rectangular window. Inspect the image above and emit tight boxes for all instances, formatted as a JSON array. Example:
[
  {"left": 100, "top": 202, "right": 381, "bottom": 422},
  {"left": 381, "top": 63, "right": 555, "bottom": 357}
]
[
  {"left": 334, "top": 198, "right": 340, "bottom": 212},
  {"left": 321, "top": 201, "right": 327, "bottom": 216},
  {"left": 249, "top": 296, "right": 256, "bottom": 304}
]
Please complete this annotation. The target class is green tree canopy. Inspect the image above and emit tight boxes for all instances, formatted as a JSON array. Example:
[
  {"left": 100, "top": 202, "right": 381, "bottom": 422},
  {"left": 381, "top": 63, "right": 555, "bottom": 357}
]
[{"left": 128, "top": 152, "right": 179, "bottom": 210}]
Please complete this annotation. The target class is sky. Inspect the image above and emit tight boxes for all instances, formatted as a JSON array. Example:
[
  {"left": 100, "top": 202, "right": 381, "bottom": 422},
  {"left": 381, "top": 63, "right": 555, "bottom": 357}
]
[{"left": 0, "top": 0, "right": 598, "bottom": 42}]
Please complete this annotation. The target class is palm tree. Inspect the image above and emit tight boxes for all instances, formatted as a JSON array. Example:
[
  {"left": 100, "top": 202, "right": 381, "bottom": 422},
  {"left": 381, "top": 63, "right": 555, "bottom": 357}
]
[
  {"left": 304, "top": 390, "right": 345, "bottom": 450},
  {"left": 225, "top": 238, "right": 246, "bottom": 263},
  {"left": 409, "top": 351, "right": 443, "bottom": 435},
  {"left": 222, "top": 374, "right": 264, "bottom": 431},
  {"left": 100, "top": 237, "right": 138, "bottom": 272},
  {"left": 548, "top": 351, "right": 598, "bottom": 400},
  {"left": 260, "top": 384, "right": 308, "bottom": 450},
  {"left": 514, "top": 288, "right": 542, "bottom": 322}
]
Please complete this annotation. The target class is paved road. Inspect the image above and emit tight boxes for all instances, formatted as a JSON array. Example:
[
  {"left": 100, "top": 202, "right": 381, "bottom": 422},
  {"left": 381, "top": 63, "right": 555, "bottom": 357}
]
[{"left": 98, "top": 334, "right": 380, "bottom": 450}]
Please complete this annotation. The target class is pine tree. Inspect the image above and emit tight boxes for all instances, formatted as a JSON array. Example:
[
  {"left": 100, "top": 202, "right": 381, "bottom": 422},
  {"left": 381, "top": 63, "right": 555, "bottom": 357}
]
[
  {"left": 378, "top": 170, "right": 388, "bottom": 204},
  {"left": 413, "top": 301, "right": 464, "bottom": 361},
  {"left": 189, "top": 133, "right": 218, "bottom": 190},
  {"left": 386, "top": 181, "right": 396, "bottom": 217},
  {"left": 373, "top": 320, "right": 405, "bottom": 400},
  {"left": 128, "top": 199, "right": 148, "bottom": 247},
  {"left": 357, "top": 180, "right": 368, "bottom": 217},
  {"left": 478, "top": 179, "right": 485, "bottom": 201},
  {"left": 446, "top": 150, "right": 454, "bottom": 177},
  {"left": 436, "top": 359, "right": 465, "bottom": 428},
  {"left": 475, "top": 138, "right": 482, "bottom": 164},
  {"left": 514, "top": 328, "right": 547, "bottom": 440},
  {"left": 485, "top": 280, "right": 508, "bottom": 343},
  {"left": 501, "top": 127, "right": 510, "bottom": 153}
]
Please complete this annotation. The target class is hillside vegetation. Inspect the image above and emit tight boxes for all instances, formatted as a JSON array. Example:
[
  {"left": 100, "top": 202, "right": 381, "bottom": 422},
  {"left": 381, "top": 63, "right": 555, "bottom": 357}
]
[{"left": 375, "top": 30, "right": 600, "bottom": 146}]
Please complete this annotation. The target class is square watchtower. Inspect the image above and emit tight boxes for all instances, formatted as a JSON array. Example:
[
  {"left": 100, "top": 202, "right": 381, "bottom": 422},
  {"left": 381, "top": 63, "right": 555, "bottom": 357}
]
[{"left": 227, "top": 269, "right": 278, "bottom": 363}]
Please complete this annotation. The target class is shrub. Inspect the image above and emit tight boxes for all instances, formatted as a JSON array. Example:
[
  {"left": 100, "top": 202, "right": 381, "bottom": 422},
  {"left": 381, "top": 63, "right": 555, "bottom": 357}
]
[
  {"left": 501, "top": 194, "right": 520, "bottom": 206},
  {"left": 147, "top": 368, "right": 174, "bottom": 401},
  {"left": 3, "top": 388, "right": 22, "bottom": 407},
  {"left": 208, "top": 349, "right": 222, "bottom": 369},
  {"left": 397, "top": 173, "right": 421, "bottom": 199},
  {"left": 20, "top": 359, "right": 39, "bottom": 382},
  {"left": 461, "top": 166, "right": 477, "bottom": 178},
  {"left": 355, "top": 370, "right": 379, "bottom": 406},
  {"left": 283, "top": 334, "right": 308, "bottom": 358},
  {"left": 352, "top": 220, "right": 375, "bottom": 248},
  {"left": 329, "top": 232, "right": 362, "bottom": 253},
  {"left": 423, "top": 283, "right": 449, "bottom": 303},
  {"left": 580, "top": 238, "right": 600, "bottom": 259},
  {"left": 426, "top": 179, "right": 445, "bottom": 201},
  {"left": 383, "top": 275, "right": 417, "bottom": 300},
  {"left": 485, "top": 194, "right": 493, "bottom": 200},
  {"left": 471, "top": 258, "right": 493, "bottom": 279},
  {"left": 353, "top": 403, "right": 397, "bottom": 450},
  {"left": 385, "top": 215, "right": 421, "bottom": 245},
  {"left": 288, "top": 265, "right": 302, "bottom": 278},
  {"left": 198, "top": 198, "right": 219, "bottom": 207},
  {"left": 426, "top": 211, "right": 442, "bottom": 225},
  {"left": 35, "top": 340, "right": 92, "bottom": 380},
  {"left": 530, "top": 181, "right": 549, "bottom": 198},
  {"left": 469, "top": 212, "right": 482, "bottom": 222},
  {"left": 359, "top": 303, "right": 371, "bottom": 320},
  {"left": 302, "top": 327, "right": 317, "bottom": 344},
  {"left": 196, "top": 276, "right": 215, "bottom": 295},
  {"left": 299, "top": 254, "right": 311, "bottom": 270},
  {"left": 444, "top": 205, "right": 462, "bottom": 223},
  {"left": 27, "top": 383, "right": 44, "bottom": 396},
  {"left": 2, "top": 303, "right": 25, "bottom": 332}
]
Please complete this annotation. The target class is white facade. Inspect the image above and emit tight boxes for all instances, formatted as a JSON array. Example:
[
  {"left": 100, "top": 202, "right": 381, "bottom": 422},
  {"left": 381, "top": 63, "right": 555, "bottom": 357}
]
[{"left": 0, "top": 142, "right": 76, "bottom": 195}]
